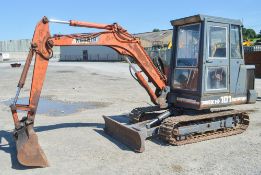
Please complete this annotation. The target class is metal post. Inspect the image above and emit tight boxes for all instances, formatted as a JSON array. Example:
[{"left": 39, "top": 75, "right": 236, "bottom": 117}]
[
  {"left": 123, "top": 56, "right": 138, "bottom": 73},
  {"left": 49, "top": 19, "right": 70, "bottom": 24},
  {"left": 12, "top": 87, "right": 21, "bottom": 105}
]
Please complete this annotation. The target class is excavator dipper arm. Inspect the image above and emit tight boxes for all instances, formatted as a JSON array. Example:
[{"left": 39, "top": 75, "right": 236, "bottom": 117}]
[
  {"left": 10, "top": 16, "right": 167, "bottom": 167},
  {"left": 49, "top": 20, "right": 167, "bottom": 102}
]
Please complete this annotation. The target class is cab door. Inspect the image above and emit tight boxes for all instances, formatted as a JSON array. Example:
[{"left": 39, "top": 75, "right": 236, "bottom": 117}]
[{"left": 204, "top": 22, "right": 229, "bottom": 94}]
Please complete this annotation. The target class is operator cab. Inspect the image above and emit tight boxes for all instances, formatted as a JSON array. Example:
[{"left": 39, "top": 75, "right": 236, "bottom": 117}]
[{"left": 169, "top": 14, "right": 257, "bottom": 109}]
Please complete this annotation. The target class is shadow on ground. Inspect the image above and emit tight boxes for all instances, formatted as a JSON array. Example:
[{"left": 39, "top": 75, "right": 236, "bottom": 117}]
[
  {"left": 0, "top": 122, "right": 141, "bottom": 169},
  {"left": 34, "top": 122, "right": 103, "bottom": 132},
  {"left": 0, "top": 130, "right": 27, "bottom": 170},
  {"left": 94, "top": 129, "right": 133, "bottom": 151}
]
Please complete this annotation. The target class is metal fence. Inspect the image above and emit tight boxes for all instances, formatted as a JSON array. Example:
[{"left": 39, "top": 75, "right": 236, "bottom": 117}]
[{"left": 244, "top": 46, "right": 261, "bottom": 53}]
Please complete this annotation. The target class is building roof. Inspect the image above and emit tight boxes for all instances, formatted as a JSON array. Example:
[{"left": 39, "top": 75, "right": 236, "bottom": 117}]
[
  {"left": 0, "top": 30, "right": 173, "bottom": 52},
  {"left": 134, "top": 29, "right": 173, "bottom": 48}
]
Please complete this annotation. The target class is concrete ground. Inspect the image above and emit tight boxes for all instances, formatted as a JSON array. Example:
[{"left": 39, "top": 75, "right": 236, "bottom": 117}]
[{"left": 0, "top": 62, "right": 260, "bottom": 175}]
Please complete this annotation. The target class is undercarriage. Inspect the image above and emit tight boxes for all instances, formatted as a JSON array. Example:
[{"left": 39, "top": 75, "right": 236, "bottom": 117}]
[{"left": 104, "top": 106, "right": 249, "bottom": 152}]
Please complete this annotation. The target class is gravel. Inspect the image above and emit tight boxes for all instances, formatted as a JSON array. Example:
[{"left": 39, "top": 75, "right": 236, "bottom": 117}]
[{"left": 0, "top": 62, "right": 260, "bottom": 175}]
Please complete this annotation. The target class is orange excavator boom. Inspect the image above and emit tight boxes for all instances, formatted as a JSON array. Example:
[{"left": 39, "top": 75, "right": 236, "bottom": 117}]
[{"left": 10, "top": 16, "right": 167, "bottom": 167}]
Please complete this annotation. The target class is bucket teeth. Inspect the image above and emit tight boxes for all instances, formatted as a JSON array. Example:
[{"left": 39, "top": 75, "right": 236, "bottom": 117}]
[{"left": 14, "top": 124, "right": 49, "bottom": 167}]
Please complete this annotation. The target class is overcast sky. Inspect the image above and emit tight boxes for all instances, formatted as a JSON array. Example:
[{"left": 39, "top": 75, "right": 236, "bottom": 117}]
[{"left": 0, "top": 0, "right": 260, "bottom": 40}]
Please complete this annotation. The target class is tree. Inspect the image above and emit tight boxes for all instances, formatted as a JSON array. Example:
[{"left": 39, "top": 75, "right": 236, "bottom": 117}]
[
  {"left": 248, "top": 29, "right": 256, "bottom": 38},
  {"left": 152, "top": 28, "right": 160, "bottom": 32},
  {"left": 242, "top": 27, "right": 256, "bottom": 40}
]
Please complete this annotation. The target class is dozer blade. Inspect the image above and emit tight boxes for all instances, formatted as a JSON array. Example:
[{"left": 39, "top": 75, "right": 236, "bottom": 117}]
[
  {"left": 14, "top": 125, "right": 49, "bottom": 167},
  {"left": 103, "top": 115, "right": 158, "bottom": 153}
]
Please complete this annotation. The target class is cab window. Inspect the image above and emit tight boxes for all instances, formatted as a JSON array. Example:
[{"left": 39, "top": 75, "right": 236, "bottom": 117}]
[
  {"left": 209, "top": 26, "right": 227, "bottom": 58},
  {"left": 173, "top": 23, "right": 200, "bottom": 91},
  {"left": 173, "top": 68, "right": 198, "bottom": 91},
  {"left": 176, "top": 24, "right": 200, "bottom": 67},
  {"left": 231, "top": 25, "right": 242, "bottom": 59},
  {"left": 206, "top": 67, "right": 227, "bottom": 90}
]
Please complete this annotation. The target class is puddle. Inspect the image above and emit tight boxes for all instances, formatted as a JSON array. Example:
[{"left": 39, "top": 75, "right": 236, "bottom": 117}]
[{"left": 3, "top": 97, "right": 109, "bottom": 116}]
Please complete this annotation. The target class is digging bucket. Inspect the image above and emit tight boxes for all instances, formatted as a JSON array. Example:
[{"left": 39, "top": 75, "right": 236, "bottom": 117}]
[{"left": 14, "top": 122, "right": 49, "bottom": 167}]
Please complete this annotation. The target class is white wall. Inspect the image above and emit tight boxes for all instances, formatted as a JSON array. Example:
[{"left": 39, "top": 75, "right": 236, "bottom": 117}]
[
  {"left": 60, "top": 46, "right": 123, "bottom": 61},
  {"left": 0, "top": 39, "right": 60, "bottom": 62}
]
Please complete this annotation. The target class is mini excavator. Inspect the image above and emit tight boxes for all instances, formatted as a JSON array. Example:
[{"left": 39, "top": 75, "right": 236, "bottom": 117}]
[{"left": 10, "top": 15, "right": 257, "bottom": 167}]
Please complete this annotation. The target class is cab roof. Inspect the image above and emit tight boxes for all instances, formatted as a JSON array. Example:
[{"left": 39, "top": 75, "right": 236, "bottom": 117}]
[{"left": 171, "top": 14, "right": 242, "bottom": 26}]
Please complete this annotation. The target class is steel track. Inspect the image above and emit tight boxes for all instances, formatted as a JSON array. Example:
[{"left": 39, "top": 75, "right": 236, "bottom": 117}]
[{"left": 158, "top": 110, "right": 249, "bottom": 145}]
